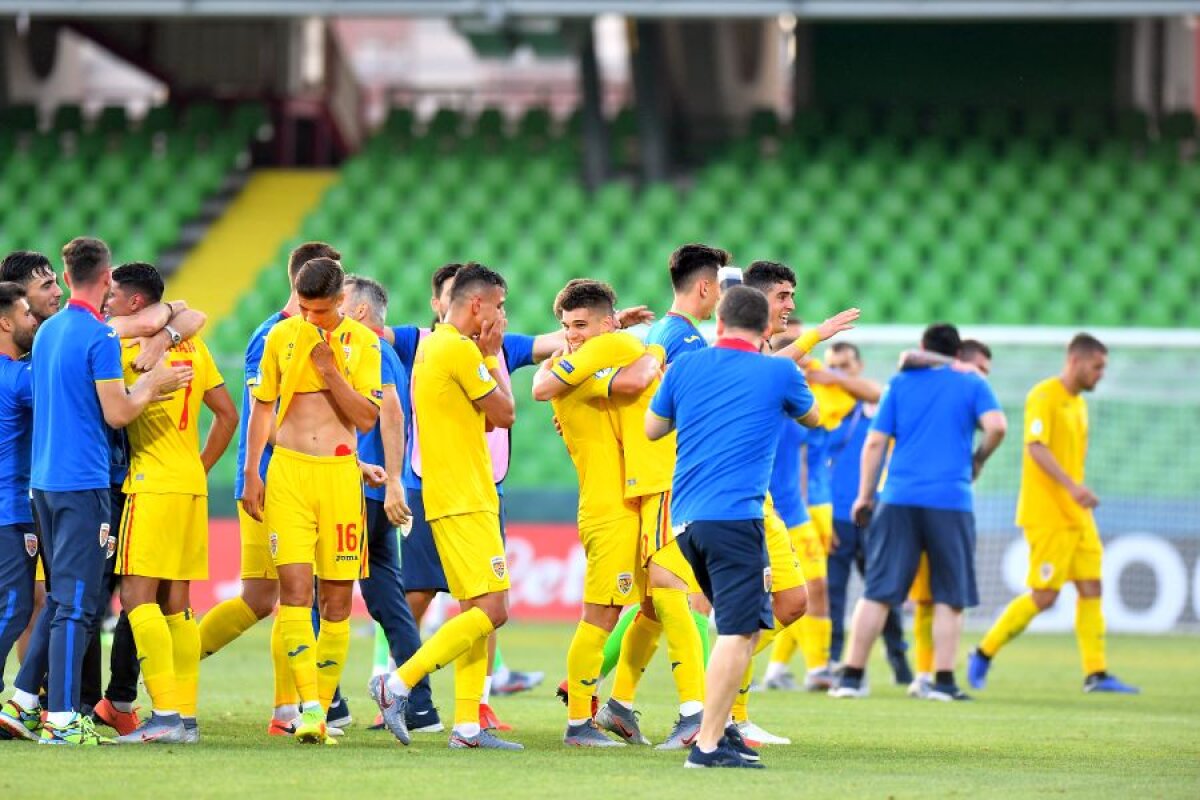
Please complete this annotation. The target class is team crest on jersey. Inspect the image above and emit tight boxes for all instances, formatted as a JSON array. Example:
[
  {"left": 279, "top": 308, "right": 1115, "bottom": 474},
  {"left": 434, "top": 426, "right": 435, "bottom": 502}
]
[
  {"left": 269, "top": 532, "right": 279, "bottom": 558},
  {"left": 763, "top": 566, "right": 773, "bottom": 593},
  {"left": 98, "top": 523, "right": 111, "bottom": 548},
  {"left": 491, "top": 556, "right": 507, "bottom": 580},
  {"left": 617, "top": 572, "right": 633, "bottom": 595},
  {"left": 594, "top": 367, "right": 613, "bottom": 379},
  {"left": 478, "top": 363, "right": 494, "bottom": 382},
  {"left": 1040, "top": 562, "right": 1055, "bottom": 582},
  {"left": 24, "top": 533, "right": 37, "bottom": 558},
  {"left": 1030, "top": 419, "right": 1044, "bottom": 436}
]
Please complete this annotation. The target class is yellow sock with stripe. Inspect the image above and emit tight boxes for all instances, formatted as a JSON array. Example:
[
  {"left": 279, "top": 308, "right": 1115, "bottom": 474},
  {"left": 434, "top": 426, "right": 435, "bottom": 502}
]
[
  {"left": 652, "top": 588, "right": 705, "bottom": 709},
  {"left": 271, "top": 613, "right": 299, "bottom": 708},
  {"left": 1075, "top": 596, "right": 1107, "bottom": 676},
  {"left": 396, "top": 606, "right": 494, "bottom": 691},
  {"left": 800, "top": 615, "right": 832, "bottom": 672},
  {"left": 165, "top": 609, "right": 201, "bottom": 718},
  {"left": 611, "top": 612, "right": 662, "bottom": 705},
  {"left": 454, "top": 634, "right": 489, "bottom": 731},
  {"left": 198, "top": 597, "right": 258, "bottom": 658},
  {"left": 316, "top": 617, "right": 351, "bottom": 712},
  {"left": 731, "top": 625, "right": 776, "bottom": 723},
  {"left": 129, "top": 604, "right": 179, "bottom": 715},
  {"left": 565, "top": 620, "right": 609, "bottom": 722},
  {"left": 914, "top": 603, "right": 935, "bottom": 675},
  {"left": 979, "top": 593, "right": 1040, "bottom": 658},
  {"left": 277, "top": 605, "right": 319, "bottom": 707}
]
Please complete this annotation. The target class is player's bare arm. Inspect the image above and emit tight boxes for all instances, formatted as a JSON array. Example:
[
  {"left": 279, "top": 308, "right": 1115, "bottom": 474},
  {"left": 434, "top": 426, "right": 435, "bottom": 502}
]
[
  {"left": 609, "top": 351, "right": 665, "bottom": 397},
  {"left": 851, "top": 429, "right": 890, "bottom": 526},
  {"left": 531, "top": 352, "right": 569, "bottom": 401},
  {"left": 310, "top": 339, "right": 380, "bottom": 433},
  {"left": 898, "top": 349, "right": 982, "bottom": 376},
  {"left": 1027, "top": 441, "right": 1099, "bottom": 508},
  {"left": 529, "top": 304, "right": 656, "bottom": 364},
  {"left": 795, "top": 403, "right": 821, "bottom": 429},
  {"left": 380, "top": 384, "right": 412, "bottom": 527},
  {"left": 808, "top": 367, "right": 883, "bottom": 403},
  {"left": 200, "top": 383, "right": 239, "bottom": 472},
  {"left": 775, "top": 307, "right": 860, "bottom": 365},
  {"left": 972, "top": 409, "right": 1008, "bottom": 480},
  {"left": 96, "top": 357, "right": 193, "bottom": 429},
  {"left": 241, "top": 398, "right": 273, "bottom": 521},
  {"left": 644, "top": 410, "right": 674, "bottom": 441},
  {"left": 359, "top": 460, "right": 387, "bottom": 488},
  {"left": 108, "top": 298, "right": 176, "bottom": 338}
]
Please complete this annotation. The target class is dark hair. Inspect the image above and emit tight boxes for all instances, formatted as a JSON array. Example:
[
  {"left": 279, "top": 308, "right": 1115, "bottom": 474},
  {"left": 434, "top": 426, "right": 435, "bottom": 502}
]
[
  {"left": 1068, "top": 333, "right": 1107, "bottom": 357},
  {"left": 0, "top": 251, "right": 53, "bottom": 286},
  {"left": 830, "top": 341, "right": 861, "bottom": 361},
  {"left": 960, "top": 338, "right": 992, "bottom": 362},
  {"left": 344, "top": 273, "right": 388, "bottom": 323},
  {"left": 288, "top": 242, "right": 341, "bottom": 281},
  {"left": 717, "top": 284, "right": 769, "bottom": 333},
  {"left": 111, "top": 262, "right": 164, "bottom": 305},
  {"left": 668, "top": 243, "right": 730, "bottom": 291},
  {"left": 921, "top": 322, "right": 962, "bottom": 358},
  {"left": 0, "top": 281, "right": 27, "bottom": 317},
  {"left": 744, "top": 260, "right": 796, "bottom": 291},
  {"left": 61, "top": 237, "right": 111, "bottom": 286},
  {"left": 450, "top": 263, "right": 507, "bottom": 303},
  {"left": 295, "top": 257, "right": 345, "bottom": 299},
  {"left": 554, "top": 278, "right": 617, "bottom": 318},
  {"left": 431, "top": 263, "right": 464, "bottom": 297}
]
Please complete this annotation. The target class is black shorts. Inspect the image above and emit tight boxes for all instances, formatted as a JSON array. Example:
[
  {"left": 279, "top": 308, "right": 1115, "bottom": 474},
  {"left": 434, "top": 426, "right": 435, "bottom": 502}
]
[
  {"left": 677, "top": 519, "right": 773, "bottom": 636},
  {"left": 863, "top": 503, "right": 979, "bottom": 609}
]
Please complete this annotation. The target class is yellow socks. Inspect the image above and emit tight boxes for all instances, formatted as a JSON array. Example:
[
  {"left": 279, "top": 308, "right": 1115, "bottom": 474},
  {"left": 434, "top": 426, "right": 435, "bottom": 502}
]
[
  {"left": 800, "top": 615, "right": 832, "bottom": 672},
  {"left": 979, "top": 593, "right": 1041, "bottom": 659},
  {"left": 565, "top": 620, "right": 608, "bottom": 722},
  {"left": 914, "top": 603, "right": 934, "bottom": 675},
  {"left": 129, "top": 603, "right": 179, "bottom": 715},
  {"left": 453, "top": 634, "right": 489, "bottom": 729},
  {"left": 731, "top": 625, "right": 776, "bottom": 723},
  {"left": 271, "top": 613, "right": 299, "bottom": 708},
  {"left": 611, "top": 612, "right": 661, "bottom": 705},
  {"left": 652, "top": 588, "right": 705, "bottom": 708},
  {"left": 198, "top": 597, "right": 258, "bottom": 658},
  {"left": 164, "top": 609, "right": 201, "bottom": 718},
  {"left": 316, "top": 618, "right": 351, "bottom": 712},
  {"left": 397, "top": 606, "right": 494, "bottom": 690},
  {"left": 769, "top": 623, "right": 799, "bottom": 667},
  {"left": 1075, "top": 596, "right": 1107, "bottom": 676},
  {"left": 277, "top": 605, "right": 319, "bottom": 706}
]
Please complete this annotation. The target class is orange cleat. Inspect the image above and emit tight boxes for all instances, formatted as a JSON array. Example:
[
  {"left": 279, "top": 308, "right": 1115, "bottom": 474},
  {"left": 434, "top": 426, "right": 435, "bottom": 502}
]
[
  {"left": 93, "top": 698, "right": 141, "bottom": 737},
  {"left": 478, "top": 703, "right": 513, "bottom": 732},
  {"left": 267, "top": 717, "right": 298, "bottom": 737}
]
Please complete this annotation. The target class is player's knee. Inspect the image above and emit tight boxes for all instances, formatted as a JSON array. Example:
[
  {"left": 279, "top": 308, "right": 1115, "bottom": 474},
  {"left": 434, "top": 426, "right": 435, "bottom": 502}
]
[
  {"left": 487, "top": 605, "right": 509, "bottom": 628},
  {"left": 688, "top": 593, "right": 712, "bottom": 614},
  {"left": 775, "top": 586, "right": 807, "bottom": 625},
  {"left": 1031, "top": 589, "right": 1059, "bottom": 610},
  {"left": 640, "top": 597, "right": 657, "bottom": 621}
]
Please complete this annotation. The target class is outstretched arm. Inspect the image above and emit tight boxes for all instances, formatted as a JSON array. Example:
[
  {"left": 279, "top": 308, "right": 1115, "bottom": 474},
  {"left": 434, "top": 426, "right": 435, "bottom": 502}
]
[{"left": 775, "top": 308, "right": 860, "bottom": 365}]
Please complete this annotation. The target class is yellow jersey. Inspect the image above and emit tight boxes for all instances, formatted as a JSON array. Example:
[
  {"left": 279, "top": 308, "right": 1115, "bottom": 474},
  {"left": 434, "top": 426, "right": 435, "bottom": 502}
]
[
  {"left": 122, "top": 336, "right": 224, "bottom": 496},
  {"left": 548, "top": 357, "right": 629, "bottom": 530},
  {"left": 807, "top": 357, "right": 856, "bottom": 431},
  {"left": 1016, "top": 376, "right": 1089, "bottom": 529},
  {"left": 253, "top": 314, "right": 382, "bottom": 426},
  {"left": 412, "top": 323, "right": 499, "bottom": 521}
]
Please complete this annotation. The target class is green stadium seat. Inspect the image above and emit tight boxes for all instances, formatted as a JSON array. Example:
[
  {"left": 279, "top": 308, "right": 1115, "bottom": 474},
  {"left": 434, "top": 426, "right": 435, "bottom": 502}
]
[
  {"left": 880, "top": 107, "right": 919, "bottom": 141},
  {"left": 2, "top": 103, "right": 38, "bottom": 131},
  {"left": 748, "top": 107, "right": 780, "bottom": 140},
  {"left": 791, "top": 108, "right": 827, "bottom": 141},
  {"left": 51, "top": 105, "right": 83, "bottom": 133},
  {"left": 1066, "top": 108, "right": 1109, "bottom": 141},
  {"left": 1024, "top": 108, "right": 1059, "bottom": 139},
  {"left": 928, "top": 107, "right": 966, "bottom": 140},
  {"left": 141, "top": 105, "right": 174, "bottom": 134},
  {"left": 1160, "top": 110, "right": 1197, "bottom": 141},
  {"left": 182, "top": 102, "right": 222, "bottom": 134},
  {"left": 95, "top": 105, "right": 129, "bottom": 134},
  {"left": 835, "top": 106, "right": 873, "bottom": 141},
  {"left": 1114, "top": 108, "right": 1148, "bottom": 141},
  {"left": 976, "top": 107, "right": 1015, "bottom": 141}
]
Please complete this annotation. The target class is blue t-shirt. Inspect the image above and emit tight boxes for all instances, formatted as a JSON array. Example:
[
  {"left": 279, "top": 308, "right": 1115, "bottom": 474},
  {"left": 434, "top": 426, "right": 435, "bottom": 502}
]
[
  {"left": 871, "top": 367, "right": 1001, "bottom": 512},
  {"left": 108, "top": 428, "right": 129, "bottom": 487},
  {"left": 234, "top": 311, "right": 287, "bottom": 500},
  {"left": 390, "top": 326, "right": 535, "bottom": 492},
  {"left": 650, "top": 340, "right": 815, "bottom": 523},
  {"left": 31, "top": 300, "right": 124, "bottom": 492},
  {"left": 0, "top": 354, "right": 34, "bottom": 524},
  {"left": 359, "top": 344, "right": 408, "bottom": 503},
  {"left": 829, "top": 401, "right": 871, "bottom": 522},
  {"left": 805, "top": 426, "right": 833, "bottom": 506},
  {"left": 769, "top": 418, "right": 810, "bottom": 529},
  {"left": 645, "top": 312, "right": 707, "bottom": 365}
]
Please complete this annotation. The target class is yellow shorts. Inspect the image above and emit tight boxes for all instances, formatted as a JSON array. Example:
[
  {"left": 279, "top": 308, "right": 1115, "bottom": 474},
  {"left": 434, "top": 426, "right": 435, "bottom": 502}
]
[
  {"left": 636, "top": 492, "right": 700, "bottom": 593},
  {"left": 808, "top": 504, "right": 834, "bottom": 553},
  {"left": 117, "top": 493, "right": 208, "bottom": 581},
  {"left": 579, "top": 513, "right": 642, "bottom": 606},
  {"left": 1025, "top": 516, "right": 1103, "bottom": 591},
  {"left": 789, "top": 521, "right": 826, "bottom": 582},
  {"left": 238, "top": 505, "right": 277, "bottom": 580},
  {"left": 431, "top": 511, "right": 510, "bottom": 600},
  {"left": 908, "top": 553, "right": 932, "bottom": 604},
  {"left": 265, "top": 448, "right": 365, "bottom": 581},
  {"left": 765, "top": 511, "right": 805, "bottom": 592}
]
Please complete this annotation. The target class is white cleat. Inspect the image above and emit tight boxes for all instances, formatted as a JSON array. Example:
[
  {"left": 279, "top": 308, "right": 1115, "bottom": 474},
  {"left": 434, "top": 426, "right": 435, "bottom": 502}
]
[{"left": 735, "top": 720, "right": 791, "bottom": 746}]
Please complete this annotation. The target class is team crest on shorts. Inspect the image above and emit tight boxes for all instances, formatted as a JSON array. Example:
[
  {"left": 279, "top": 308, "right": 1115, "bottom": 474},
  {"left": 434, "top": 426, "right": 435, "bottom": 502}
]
[
  {"left": 763, "top": 566, "right": 773, "bottom": 593},
  {"left": 269, "top": 532, "right": 279, "bottom": 558},
  {"left": 106, "top": 535, "right": 117, "bottom": 560},
  {"left": 616, "top": 572, "right": 633, "bottom": 595},
  {"left": 98, "top": 523, "right": 111, "bottom": 548},
  {"left": 1040, "top": 562, "right": 1055, "bottom": 582},
  {"left": 24, "top": 533, "right": 38, "bottom": 558},
  {"left": 491, "top": 556, "right": 507, "bottom": 580}
]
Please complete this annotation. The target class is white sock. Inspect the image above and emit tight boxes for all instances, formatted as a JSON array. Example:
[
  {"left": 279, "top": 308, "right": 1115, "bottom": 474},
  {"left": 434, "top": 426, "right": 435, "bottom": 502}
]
[
  {"left": 301, "top": 701, "right": 321, "bottom": 713},
  {"left": 387, "top": 655, "right": 397, "bottom": 671},
  {"left": 386, "top": 673, "right": 411, "bottom": 698},
  {"left": 273, "top": 704, "right": 299, "bottom": 721},
  {"left": 152, "top": 708, "right": 179, "bottom": 718},
  {"left": 679, "top": 700, "right": 703, "bottom": 717},
  {"left": 454, "top": 722, "right": 481, "bottom": 738},
  {"left": 493, "top": 664, "right": 512, "bottom": 685},
  {"left": 568, "top": 717, "right": 589, "bottom": 727},
  {"left": 482, "top": 676, "right": 493, "bottom": 705},
  {"left": 613, "top": 698, "right": 633, "bottom": 710},
  {"left": 47, "top": 711, "right": 75, "bottom": 727},
  {"left": 764, "top": 661, "right": 788, "bottom": 681},
  {"left": 12, "top": 689, "right": 40, "bottom": 710},
  {"left": 110, "top": 700, "right": 134, "bottom": 713}
]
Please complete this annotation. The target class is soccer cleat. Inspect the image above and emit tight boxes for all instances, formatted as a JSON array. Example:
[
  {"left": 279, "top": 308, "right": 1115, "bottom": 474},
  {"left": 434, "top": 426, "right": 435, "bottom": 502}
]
[
  {"left": 804, "top": 667, "right": 836, "bottom": 692},
  {"left": 763, "top": 670, "right": 799, "bottom": 691},
  {"left": 39, "top": 713, "right": 113, "bottom": 746},
  {"left": 967, "top": 648, "right": 992, "bottom": 690},
  {"left": 1084, "top": 673, "right": 1140, "bottom": 694},
  {"left": 327, "top": 695, "right": 353, "bottom": 729},
  {"left": 367, "top": 674, "right": 411, "bottom": 745},
  {"left": 595, "top": 698, "right": 650, "bottom": 745},
  {"left": 294, "top": 708, "right": 329, "bottom": 744},
  {"left": 655, "top": 711, "right": 702, "bottom": 751},
  {"left": 182, "top": 718, "right": 200, "bottom": 744},
  {"left": 907, "top": 675, "right": 933, "bottom": 699},
  {"left": 684, "top": 739, "right": 765, "bottom": 769},
  {"left": 407, "top": 706, "right": 445, "bottom": 733},
  {"left": 479, "top": 702, "right": 513, "bottom": 732},
  {"left": 0, "top": 699, "right": 43, "bottom": 741},
  {"left": 926, "top": 683, "right": 972, "bottom": 702},
  {"left": 735, "top": 720, "right": 791, "bottom": 746},
  {"left": 494, "top": 669, "right": 545, "bottom": 696},
  {"left": 267, "top": 717, "right": 297, "bottom": 736},
  {"left": 829, "top": 675, "right": 870, "bottom": 699},
  {"left": 117, "top": 713, "right": 187, "bottom": 744},
  {"left": 449, "top": 728, "right": 524, "bottom": 750},
  {"left": 564, "top": 720, "right": 625, "bottom": 747},
  {"left": 369, "top": 712, "right": 385, "bottom": 731},
  {"left": 93, "top": 698, "right": 141, "bottom": 736},
  {"left": 723, "top": 724, "right": 760, "bottom": 762},
  {"left": 887, "top": 651, "right": 915, "bottom": 686},
  {"left": 555, "top": 679, "right": 599, "bottom": 718}
]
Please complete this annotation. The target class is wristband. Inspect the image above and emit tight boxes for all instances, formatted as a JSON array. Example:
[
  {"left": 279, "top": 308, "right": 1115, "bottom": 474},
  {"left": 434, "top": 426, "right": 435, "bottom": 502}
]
[
  {"left": 483, "top": 355, "right": 500, "bottom": 372},
  {"left": 796, "top": 329, "right": 821, "bottom": 357}
]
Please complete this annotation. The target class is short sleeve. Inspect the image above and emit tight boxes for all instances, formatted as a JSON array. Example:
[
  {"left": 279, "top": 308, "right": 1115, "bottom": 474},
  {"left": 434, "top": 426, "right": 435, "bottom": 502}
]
[
  {"left": 502, "top": 333, "right": 536, "bottom": 372},
  {"left": 353, "top": 337, "right": 383, "bottom": 406},
  {"left": 781, "top": 362, "right": 815, "bottom": 419},
  {"left": 551, "top": 332, "right": 645, "bottom": 387},
  {"left": 452, "top": 338, "right": 498, "bottom": 401},
  {"left": 252, "top": 328, "right": 282, "bottom": 403},
  {"left": 576, "top": 370, "right": 616, "bottom": 403},
  {"left": 391, "top": 325, "right": 421, "bottom": 372},
  {"left": 871, "top": 380, "right": 898, "bottom": 437},
  {"left": 1024, "top": 386, "right": 1053, "bottom": 445},
  {"left": 90, "top": 327, "right": 124, "bottom": 383},
  {"left": 648, "top": 363, "right": 678, "bottom": 422},
  {"left": 380, "top": 348, "right": 398, "bottom": 387},
  {"left": 973, "top": 376, "right": 1002, "bottom": 419}
]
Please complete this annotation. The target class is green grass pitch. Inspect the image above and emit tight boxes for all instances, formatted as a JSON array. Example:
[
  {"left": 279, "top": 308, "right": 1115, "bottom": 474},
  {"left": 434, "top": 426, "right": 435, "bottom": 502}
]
[{"left": 2, "top": 624, "right": 1197, "bottom": 798}]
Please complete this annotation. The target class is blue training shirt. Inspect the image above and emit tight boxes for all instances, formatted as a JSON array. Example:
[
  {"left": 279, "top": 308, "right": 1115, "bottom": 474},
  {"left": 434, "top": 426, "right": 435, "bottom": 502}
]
[
  {"left": 645, "top": 312, "right": 707, "bottom": 366},
  {"left": 0, "top": 354, "right": 34, "bottom": 524},
  {"left": 31, "top": 300, "right": 124, "bottom": 492},
  {"left": 234, "top": 311, "right": 287, "bottom": 500},
  {"left": 359, "top": 343, "right": 407, "bottom": 503},
  {"left": 650, "top": 338, "right": 815, "bottom": 523},
  {"left": 769, "top": 417, "right": 811, "bottom": 529},
  {"left": 828, "top": 401, "right": 872, "bottom": 522},
  {"left": 805, "top": 426, "right": 833, "bottom": 506},
  {"left": 390, "top": 327, "right": 535, "bottom": 492},
  {"left": 871, "top": 367, "right": 1001, "bottom": 512}
]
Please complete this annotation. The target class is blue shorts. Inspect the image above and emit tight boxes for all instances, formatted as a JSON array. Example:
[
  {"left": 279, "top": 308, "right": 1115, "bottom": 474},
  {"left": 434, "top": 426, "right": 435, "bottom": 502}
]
[
  {"left": 863, "top": 503, "right": 978, "bottom": 609},
  {"left": 677, "top": 519, "right": 773, "bottom": 636},
  {"left": 400, "top": 489, "right": 506, "bottom": 594}
]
